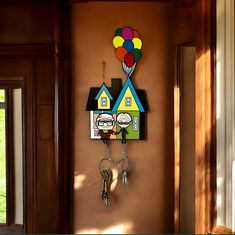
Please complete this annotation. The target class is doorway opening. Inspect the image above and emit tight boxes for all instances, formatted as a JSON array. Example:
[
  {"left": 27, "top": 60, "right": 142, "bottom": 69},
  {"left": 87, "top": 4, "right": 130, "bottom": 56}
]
[{"left": 174, "top": 46, "right": 196, "bottom": 233}]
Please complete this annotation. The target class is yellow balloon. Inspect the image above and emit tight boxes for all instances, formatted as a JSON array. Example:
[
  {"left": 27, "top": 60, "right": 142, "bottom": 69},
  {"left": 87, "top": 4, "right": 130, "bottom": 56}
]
[
  {"left": 113, "top": 36, "right": 124, "bottom": 48},
  {"left": 132, "top": 38, "right": 142, "bottom": 49}
]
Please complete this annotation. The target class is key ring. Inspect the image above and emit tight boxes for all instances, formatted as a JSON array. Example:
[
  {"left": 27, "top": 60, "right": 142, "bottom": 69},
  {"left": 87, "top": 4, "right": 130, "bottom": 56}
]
[
  {"left": 99, "top": 157, "right": 113, "bottom": 172},
  {"left": 117, "top": 158, "right": 130, "bottom": 172}
]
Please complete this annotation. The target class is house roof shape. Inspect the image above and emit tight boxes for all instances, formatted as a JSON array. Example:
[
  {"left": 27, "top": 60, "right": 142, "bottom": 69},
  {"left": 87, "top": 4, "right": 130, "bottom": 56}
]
[
  {"left": 86, "top": 78, "right": 148, "bottom": 112},
  {"left": 95, "top": 83, "right": 113, "bottom": 100},
  {"left": 86, "top": 79, "right": 122, "bottom": 112},
  {"left": 112, "top": 77, "right": 145, "bottom": 112}
]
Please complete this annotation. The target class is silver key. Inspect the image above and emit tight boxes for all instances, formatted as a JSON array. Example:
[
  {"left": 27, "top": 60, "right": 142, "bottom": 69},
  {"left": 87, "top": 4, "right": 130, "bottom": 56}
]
[
  {"left": 121, "top": 169, "right": 128, "bottom": 187},
  {"left": 100, "top": 169, "right": 111, "bottom": 206},
  {"left": 117, "top": 157, "right": 130, "bottom": 187},
  {"left": 100, "top": 170, "right": 111, "bottom": 187}
]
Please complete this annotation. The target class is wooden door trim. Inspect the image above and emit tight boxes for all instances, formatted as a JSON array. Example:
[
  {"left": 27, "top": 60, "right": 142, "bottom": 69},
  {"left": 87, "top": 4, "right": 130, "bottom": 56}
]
[
  {"left": 0, "top": 59, "right": 35, "bottom": 233},
  {"left": 195, "top": 0, "right": 217, "bottom": 233},
  {"left": 54, "top": 2, "right": 72, "bottom": 233},
  {"left": 174, "top": 46, "right": 181, "bottom": 234},
  {"left": 174, "top": 0, "right": 216, "bottom": 233},
  {"left": 67, "top": 0, "right": 175, "bottom": 3},
  {"left": 0, "top": 44, "right": 54, "bottom": 57}
]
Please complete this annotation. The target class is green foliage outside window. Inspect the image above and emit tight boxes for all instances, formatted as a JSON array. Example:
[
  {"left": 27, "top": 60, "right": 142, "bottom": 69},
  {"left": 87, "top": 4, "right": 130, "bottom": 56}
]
[{"left": 0, "top": 90, "right": 4, "bottom": 102}]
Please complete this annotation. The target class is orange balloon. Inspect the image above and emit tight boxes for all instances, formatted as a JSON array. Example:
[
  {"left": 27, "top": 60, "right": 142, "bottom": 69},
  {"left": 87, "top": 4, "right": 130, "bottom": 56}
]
[
  {"left": 133, "top": 30, "right": 140, "bottom": 38},
  {"left": 115, "top": 47, "right": 128, "bottom": 62}
]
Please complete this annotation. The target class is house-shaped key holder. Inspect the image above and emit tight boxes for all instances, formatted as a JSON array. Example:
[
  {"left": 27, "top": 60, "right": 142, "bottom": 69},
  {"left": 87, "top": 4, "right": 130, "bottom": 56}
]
[
  {"left": 86, "top": 26, "right": 148, "bottom": 141},
  {"left": 86, "top": 78, "right": 148, "bottom": 140}
]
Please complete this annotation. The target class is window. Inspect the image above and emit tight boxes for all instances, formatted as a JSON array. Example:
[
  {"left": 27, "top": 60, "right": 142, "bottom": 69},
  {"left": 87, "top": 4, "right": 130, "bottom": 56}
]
[
  {"left": 133, "top": 117, "right": 139, "bottom": 131},
  {"left": 125, "top": 97, "right": 132, "bottom": 107},
  {"left": 0, "top": 87, "right": 23, "bottom": 231},
  {"left": 101, "top": 97, "right": 107, "bottom": 107}
]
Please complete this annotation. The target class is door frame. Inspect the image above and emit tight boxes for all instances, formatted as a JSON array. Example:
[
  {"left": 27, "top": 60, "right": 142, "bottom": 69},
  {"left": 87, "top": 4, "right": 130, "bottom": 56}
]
[
  {"left": 0, "top": 59, "right": 34, "bottom": 233},
  {"left": 174, "top": 0, "right": 216, "bottom": 233}
]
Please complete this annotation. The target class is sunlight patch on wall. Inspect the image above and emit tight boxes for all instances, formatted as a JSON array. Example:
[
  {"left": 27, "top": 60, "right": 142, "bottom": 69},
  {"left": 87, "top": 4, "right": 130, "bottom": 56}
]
[
  {"left": 216, "top": 61, "right": 221, "bottom": 120},
  {"left": 74, "top": 174, "right": 87, "bottom": 190},
  {"left": 110, "top": 168, "right": 119, "bottom": 192},
  {"left": 76, "top": 222, "right": 133, "bottom": 234}
]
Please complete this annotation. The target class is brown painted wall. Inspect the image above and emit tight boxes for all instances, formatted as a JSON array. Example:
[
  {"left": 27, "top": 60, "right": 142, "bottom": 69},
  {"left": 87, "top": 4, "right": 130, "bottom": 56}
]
[{"left": 71, "top": 2, "right": 175, "bottom": 233}]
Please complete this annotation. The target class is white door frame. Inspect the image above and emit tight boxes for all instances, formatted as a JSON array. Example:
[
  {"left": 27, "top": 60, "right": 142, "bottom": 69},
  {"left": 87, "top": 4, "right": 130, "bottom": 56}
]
[{"left": 216, "top": 0, "right": 235, "bottom": 229}]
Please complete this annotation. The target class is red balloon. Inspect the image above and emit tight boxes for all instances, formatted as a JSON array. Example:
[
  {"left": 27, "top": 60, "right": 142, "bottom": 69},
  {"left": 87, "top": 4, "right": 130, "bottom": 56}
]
[
  {"left": 124, "top": 53, "right": 135, "bottom": 68},
  {"left": 133, "top": 30, "right": 140, "bottom": 38}
]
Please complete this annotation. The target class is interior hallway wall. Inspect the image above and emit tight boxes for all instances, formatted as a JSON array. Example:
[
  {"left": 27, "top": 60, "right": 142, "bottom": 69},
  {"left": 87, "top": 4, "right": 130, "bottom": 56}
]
[{"left": 71, "top": 2, "right": 175, "bottom": 233}]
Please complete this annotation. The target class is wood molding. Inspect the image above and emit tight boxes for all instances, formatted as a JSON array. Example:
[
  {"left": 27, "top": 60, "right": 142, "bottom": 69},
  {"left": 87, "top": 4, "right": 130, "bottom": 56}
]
[
  {"left": 54, "top": 2, "right": 71, "bottom": 233},
  {"left": 173, "top": 0, "right": 216, "bottom": 233},
  {"left": 67, "top": 0, "right": 176, "bottom": 3},
  {"left": 174, "top": 0, "right": 196, "bottom": 44},
  {"left": 174, "top": 47, "right": 181, "bottom": 234},
  {"left": 0, "top": 1, "right": 54, "bottom": 7},
  {"left": 195, "top": 0, "right": 216, "bottom": 233},
  {"left": 0, "top": 44, "right": 54, "bottom": 57},
  {"left": 0, "top": 224, "right": 24, "bottom": 234},
  {"left": 21, "top": 61, "right": 36, "bottom": 233},
  {"left": 0, "top": 3, "right": 71, "bottom": 233},
  {"left": 0, "top": 60, "right": 36, "bottom": 233},
  {"left": 6, "top": 89, "right": 15, "bottom": 226}
]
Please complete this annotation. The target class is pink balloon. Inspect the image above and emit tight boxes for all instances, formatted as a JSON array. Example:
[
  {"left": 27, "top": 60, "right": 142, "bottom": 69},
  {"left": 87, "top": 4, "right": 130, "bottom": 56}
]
[{"left": 122, "top": 27, "right": 134, "bottom": 40}]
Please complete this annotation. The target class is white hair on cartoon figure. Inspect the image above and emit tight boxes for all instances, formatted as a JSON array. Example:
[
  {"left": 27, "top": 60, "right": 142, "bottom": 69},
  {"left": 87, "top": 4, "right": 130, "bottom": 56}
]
[{"left": 116, "top": 112, "right": 132, "bottom": 123}]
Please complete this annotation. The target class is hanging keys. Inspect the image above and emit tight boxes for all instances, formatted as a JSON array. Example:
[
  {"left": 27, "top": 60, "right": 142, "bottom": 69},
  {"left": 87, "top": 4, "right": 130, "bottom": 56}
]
[
  {"left": 117, "top": 142, "right": 130, "bottom": 187},
  {"left": 99, "top": 142, "right": 113, "bottom": 206},
  {"left": 117, "top": 159, "right": 130, "bottom": 187},
  {"left": 121, "top": 169, "right": 128, "bottom": 187},
  {"left": 100, "top": 169, "right": 111, "bottom": 206}
]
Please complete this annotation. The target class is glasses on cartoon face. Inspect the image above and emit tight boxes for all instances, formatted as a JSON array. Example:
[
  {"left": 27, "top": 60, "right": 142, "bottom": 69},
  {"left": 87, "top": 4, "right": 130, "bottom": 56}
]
[
  {"left": 97, "top": 120, "right": 114, "bottom": 126},
  {"left": 116, "top": 121, "right": 132, "bottom": 125}
]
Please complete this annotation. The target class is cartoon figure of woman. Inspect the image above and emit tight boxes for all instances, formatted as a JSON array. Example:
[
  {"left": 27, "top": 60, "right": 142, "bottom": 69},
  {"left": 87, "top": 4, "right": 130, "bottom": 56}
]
[{"left": 116, "top": 112, "right": 132, "bottom": 143}]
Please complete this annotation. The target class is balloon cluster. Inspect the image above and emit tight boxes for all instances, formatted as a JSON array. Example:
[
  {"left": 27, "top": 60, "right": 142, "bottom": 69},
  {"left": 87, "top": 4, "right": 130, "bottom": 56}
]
[{"left": 113, "top": 26, "right": 142, "bottom": 77}]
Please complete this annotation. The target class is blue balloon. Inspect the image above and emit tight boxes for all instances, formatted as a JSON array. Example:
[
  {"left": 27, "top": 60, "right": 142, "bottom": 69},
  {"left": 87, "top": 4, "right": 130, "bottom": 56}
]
[{"left": 123, "top": 40, "right": 134, "bottom": 52}]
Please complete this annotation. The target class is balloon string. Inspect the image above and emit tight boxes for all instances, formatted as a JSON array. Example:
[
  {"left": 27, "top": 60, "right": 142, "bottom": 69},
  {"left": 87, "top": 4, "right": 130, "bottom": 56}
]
[{"left": 102, "top": 61, "right": 106, "bottom": 83}]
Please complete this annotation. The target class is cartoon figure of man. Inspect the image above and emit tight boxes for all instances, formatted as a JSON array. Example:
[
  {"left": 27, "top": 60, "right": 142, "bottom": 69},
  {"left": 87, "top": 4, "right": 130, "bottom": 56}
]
[
  {"left": 96, "top": 113, "right": 116, "bottom": 142},
  {"left": 116, "top": 112, "right": 132, "bottom": 143}
]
